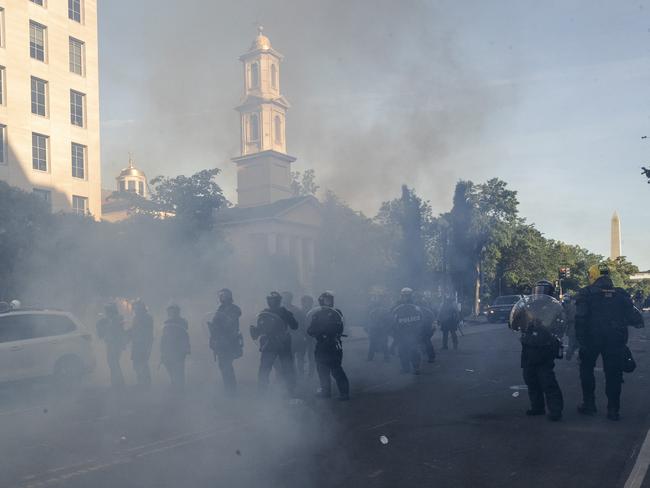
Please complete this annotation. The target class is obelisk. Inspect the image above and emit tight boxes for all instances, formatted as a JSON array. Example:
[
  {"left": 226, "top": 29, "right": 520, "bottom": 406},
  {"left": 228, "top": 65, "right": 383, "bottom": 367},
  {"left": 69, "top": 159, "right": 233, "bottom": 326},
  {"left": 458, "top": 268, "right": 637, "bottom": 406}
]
[{"left": 611, "top": 211, "right": 622, "bottom": 260}]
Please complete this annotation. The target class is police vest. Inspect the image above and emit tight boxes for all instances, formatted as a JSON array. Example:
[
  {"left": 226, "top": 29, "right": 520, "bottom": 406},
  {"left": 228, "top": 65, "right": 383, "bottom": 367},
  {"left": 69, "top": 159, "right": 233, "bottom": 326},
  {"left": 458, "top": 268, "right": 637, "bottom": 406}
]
[{"left": 393, "top": 303, "right": 423, "bottom": 330}]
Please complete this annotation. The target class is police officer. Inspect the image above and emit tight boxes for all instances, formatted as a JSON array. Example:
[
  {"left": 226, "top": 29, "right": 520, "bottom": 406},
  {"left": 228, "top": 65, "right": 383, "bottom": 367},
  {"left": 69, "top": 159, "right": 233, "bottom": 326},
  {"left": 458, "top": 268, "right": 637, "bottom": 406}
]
[
  {"left": 250, "top": 291, "right": 298, "bottom": 395},
  {"left": 392, "top": 288, "right": 423, "bottom": 375},
  {"left": 96, "top": 303, "right": 127, "bottom": 389},
  {"left": 575, "top": 264, "right": 644, "bottom": 420},
  {"left": 438, "top": 297, "right": 460, "bottom": 350},
  {"left": 365, "top": 293, "right": 391, "bottom": 362},
  {"left": 511, "top": 280, "right": 565, "bottom": 421},
  {"left": 301, "top": 295, "right": 317, "bottom": 377},
  {"left": 128, "top": 300, "right": 154, "bottom": 390},
  {"left": 417, "top": 293, "right": 436, "bottom": 363},
  {"left": 160, "top": 304, "right": 191, "bottom": 393},
  {"left": 282, "top": 292, "right": 308, "bottom": 378},
  {"left": 208, "top": 289, "right": 243, "bottom": 395},
  {"left": 307, "top": 292, "right": 350, "bottom": 400}
]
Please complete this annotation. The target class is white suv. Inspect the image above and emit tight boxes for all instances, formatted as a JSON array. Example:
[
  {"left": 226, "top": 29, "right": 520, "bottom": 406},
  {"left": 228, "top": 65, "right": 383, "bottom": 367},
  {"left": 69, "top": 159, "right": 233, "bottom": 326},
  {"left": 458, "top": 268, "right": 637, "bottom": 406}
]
[{"left": 0, "top": 309, "right": 96, "bottom": 384}]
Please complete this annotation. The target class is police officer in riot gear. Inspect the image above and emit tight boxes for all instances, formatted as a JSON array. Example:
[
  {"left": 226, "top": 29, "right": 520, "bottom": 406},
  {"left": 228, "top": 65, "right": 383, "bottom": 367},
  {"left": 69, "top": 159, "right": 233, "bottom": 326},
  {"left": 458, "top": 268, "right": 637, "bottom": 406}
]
[
  {"left": 365, "top": 293, "right": 391, "bottom": 362},
  {"left": 510, "top": 280, "right": 565, "bottom": 421},
  {"left": 282, "top": 291, "right": 308, "bottom": 378},
  {"left": 160, "top": 304, "right": 191, "bottom": 393},
  {"left": 96, "top": 303, "right": 127, "bottom": 389},
  {"left": 417, "top": 293, "right": 436, "bottom": 363},
  {"left": 438, "top": 297, "right": 460, "bottom": 350},
  {"left": 128, "top": 300, "right": 154, "bottom": 390},
  {"left": 575, "top": 264, "right": 644, "bottom": 420},
  {"left": 250, "top": 291, "right": 298, "bottom": 395},
  {"left": 307, "top": 292, "right": 350, "bottom": 400},
  {"left": 301, "top": 295, "right": 317, "bottom": 377},
  {"left": 208, "top": 288, "right": 243, "bottom": 395},
  {"left": 392, "top": 288, "right": 424, "bottom": 375}
]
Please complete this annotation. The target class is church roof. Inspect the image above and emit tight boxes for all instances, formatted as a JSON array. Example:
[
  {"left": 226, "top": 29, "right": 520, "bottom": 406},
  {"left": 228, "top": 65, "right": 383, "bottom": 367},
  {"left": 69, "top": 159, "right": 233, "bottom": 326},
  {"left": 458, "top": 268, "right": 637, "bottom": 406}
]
[{"left": 214, "top": 195, "right": 319, "bottom": 225}]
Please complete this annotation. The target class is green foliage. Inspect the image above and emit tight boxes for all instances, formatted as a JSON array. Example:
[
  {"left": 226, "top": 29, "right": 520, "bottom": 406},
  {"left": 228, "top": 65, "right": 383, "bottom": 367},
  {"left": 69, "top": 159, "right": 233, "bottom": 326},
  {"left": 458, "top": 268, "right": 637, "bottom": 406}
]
[
  {"left": 376, "top": 185, "right": 432, "bottom": 290},
  {"left": 148, "top": 168, "right": 229, "bottom": 233},
  {"left": 290, "top": 169, "right": 320, "bottom": 197}
]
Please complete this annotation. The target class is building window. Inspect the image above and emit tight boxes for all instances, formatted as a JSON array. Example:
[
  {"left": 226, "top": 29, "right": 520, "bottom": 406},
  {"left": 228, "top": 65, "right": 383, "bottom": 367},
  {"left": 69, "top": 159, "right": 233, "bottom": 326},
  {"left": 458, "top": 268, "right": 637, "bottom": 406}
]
[
  {"left": 127, "top": 180, "right": 136, "bottom": 192},
  {"left": 68, "top": 0, "right": 82, "bottom": 22},
  {"left": 32, "top": 133, "right": 48, "bottom": 172},
  {"left": 29, "top": 21, "right": 46, "bottom": 62},
  {"left": 69, "top": 37, "right": 85, "bottom": 75},
  {"left": 0, "top": 66, "right": 5, "bottom": 105},
  {"left": 33, "top": 189, "right": 51, "bottom": 209},
  {"left": 30, "top": 0, "right": 45, "bottom": 5},
  {"left": 72, "top": 195, "right": 88, "bottom": 215},
  {"left": 71, "top": 143, "right": 85, "bottom": 179},
  {"left": 0, "top": 8, "right": 6, "bottom": 48},
  {"left": 274, "top": 115, "right": 282, "bottom": 144},
  {"left": 249, "top": 113, "right": 259, "bottom": 141},
  {"left": 138, "top": 181, "right": 144, "bottom": 196},
  {"left": 250, "top": 62, "right": 259, "bottom": 88},
  {"left": 31, "top": 77, "right": 48, "bottom": 116},
  {"left": 0, "top": 125, "right": 5, "bottom": 164},
  {"left": 70, "top": 90, "right": 85, "bottom": 127},
  {"left": 271, "top": 64, "right": 277, "bottom": 89},
  {"left": 119, "top": 180, "right": 126, "bottom": 192}
]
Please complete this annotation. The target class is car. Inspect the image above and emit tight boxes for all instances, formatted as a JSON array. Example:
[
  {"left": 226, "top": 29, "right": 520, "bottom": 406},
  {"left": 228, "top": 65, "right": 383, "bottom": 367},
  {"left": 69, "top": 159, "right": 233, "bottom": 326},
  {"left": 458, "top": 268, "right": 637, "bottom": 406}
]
[
  {"left": 486, "top": 295, "right": 523, "bottom": 323},
  {"left": 0, "top": 308, "right": 96, "bottom": 384}
]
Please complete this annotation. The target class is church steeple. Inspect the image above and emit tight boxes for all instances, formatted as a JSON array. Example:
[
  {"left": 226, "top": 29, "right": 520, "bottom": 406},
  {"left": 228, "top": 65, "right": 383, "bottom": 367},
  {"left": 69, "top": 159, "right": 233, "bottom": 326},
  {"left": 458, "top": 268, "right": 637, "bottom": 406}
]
[{"left": 232, "top": 27, "right": 295, "bottom": 207}]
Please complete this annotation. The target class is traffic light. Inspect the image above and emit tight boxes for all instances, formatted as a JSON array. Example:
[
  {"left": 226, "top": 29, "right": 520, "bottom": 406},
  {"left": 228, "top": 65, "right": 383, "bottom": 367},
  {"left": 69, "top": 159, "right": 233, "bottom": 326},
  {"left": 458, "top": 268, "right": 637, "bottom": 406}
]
[{"left": 559, "top": 267, "right": 571, "bottom": 279}]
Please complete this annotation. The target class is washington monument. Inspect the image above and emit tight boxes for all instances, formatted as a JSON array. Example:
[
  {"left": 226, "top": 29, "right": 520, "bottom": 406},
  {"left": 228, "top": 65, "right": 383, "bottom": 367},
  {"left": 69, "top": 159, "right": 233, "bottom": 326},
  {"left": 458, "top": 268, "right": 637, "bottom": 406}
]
[{"left": 611, "top": 211, "right": 622, "bottom": 260}]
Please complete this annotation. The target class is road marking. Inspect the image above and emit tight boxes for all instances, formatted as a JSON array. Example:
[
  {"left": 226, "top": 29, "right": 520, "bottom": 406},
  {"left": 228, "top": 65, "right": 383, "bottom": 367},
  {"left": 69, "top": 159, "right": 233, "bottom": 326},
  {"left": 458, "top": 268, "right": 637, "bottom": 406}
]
[
  {"left": 365, "top": 419, "right": 398, "bottom": 431},
  {"left": 624, "top": 428, "right": 650, "bottom": 488}
]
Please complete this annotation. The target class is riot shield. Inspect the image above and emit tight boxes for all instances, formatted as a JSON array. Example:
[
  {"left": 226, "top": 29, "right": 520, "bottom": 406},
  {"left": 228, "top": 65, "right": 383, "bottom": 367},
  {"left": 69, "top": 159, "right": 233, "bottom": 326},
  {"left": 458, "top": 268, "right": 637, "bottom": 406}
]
[{"left": 509, "top": 294, "right": 566, "bottom": 337}]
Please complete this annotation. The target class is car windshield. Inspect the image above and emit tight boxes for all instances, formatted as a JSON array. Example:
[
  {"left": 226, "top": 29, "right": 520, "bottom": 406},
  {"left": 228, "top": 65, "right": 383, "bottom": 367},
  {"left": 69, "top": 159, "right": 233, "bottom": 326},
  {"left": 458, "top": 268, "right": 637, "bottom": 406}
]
[{"left": 493, "top": 295, "right": 520, "bottom": 306}]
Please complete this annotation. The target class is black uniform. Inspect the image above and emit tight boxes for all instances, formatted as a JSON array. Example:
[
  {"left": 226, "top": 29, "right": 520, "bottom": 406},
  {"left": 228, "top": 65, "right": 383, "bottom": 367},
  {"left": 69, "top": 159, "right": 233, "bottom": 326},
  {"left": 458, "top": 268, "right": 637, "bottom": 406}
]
[
  {"left": 160, "top": 317, "right": 190, "bottom": 392},
  {"left": 575, "top": 276, "right": 644, "bottom": 416},
  {"left": 392, "top": 302, "right": 423, "bottom": 374},
  {"left": 128, "top": 309, "right": 154, "bottom": 389},
  {"left": 307, "top": 306, "right": 350, "bottom": 399},
  {"left": 366, "top": 303, "right": 391, "bottom": 362},
  {"left": 251, "top": 307, "right": 298, "bottom": 394},
  {"left": 438, "top": 302, "right": 460, "bottom": 350},
  {"left": 302, "top": 299, "right": 317, "bottom": 377},
  {"left": 208, "top": 303, "right": 243, "bottom": 394},
  {"left": 287, "top": 304, "right": 308, "bottom": 377},
  {"left": 96, "top": 313, "right": 127, "bottom": 388},
  {"left": 419, "top": 304, "right": 436, "bottom": 362},
  {"left": 519, "top": 323, "right": 564, "bottom": 418}
]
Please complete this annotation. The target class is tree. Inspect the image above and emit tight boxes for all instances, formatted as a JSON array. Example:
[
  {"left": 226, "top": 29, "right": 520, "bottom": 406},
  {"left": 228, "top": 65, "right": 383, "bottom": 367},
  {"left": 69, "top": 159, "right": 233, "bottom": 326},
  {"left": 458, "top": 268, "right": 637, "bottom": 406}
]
[
  {"left": 291, "top": 169, "right": 320, "bottom": 197},
  {"left": 448, "top": 178, "right": 519, "bottom": 315},
  {"left": 148, "top": 168, "right": 229, "bottom": 234},
  {"left": 376, "top": 185, "right": 431, "bottom": 290}
]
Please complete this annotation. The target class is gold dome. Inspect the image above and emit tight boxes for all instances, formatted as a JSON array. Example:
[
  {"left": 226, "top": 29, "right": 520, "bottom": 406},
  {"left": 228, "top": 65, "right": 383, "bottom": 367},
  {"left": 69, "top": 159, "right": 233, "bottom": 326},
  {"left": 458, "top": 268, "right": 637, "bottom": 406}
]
[
  {"left": 117, "top": 155, "right": 146, "bottom": 179},
  {"left": 250, "top": 25, "right": 271, "bottom": 51}
]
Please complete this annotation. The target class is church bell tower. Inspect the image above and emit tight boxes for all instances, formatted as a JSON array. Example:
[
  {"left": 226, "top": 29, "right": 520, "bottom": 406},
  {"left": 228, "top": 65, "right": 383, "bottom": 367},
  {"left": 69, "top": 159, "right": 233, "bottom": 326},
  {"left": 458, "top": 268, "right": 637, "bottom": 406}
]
[{"left": 232, "top": 26, "right": 296, "bottom": 207}]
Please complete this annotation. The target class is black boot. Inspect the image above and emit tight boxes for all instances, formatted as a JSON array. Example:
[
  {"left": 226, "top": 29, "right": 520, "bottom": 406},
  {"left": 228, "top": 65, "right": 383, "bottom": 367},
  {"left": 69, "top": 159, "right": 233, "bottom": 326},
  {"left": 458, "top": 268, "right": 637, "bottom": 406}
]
[{"left": 526, "top": 408, "right": 545, "bottom": 416}]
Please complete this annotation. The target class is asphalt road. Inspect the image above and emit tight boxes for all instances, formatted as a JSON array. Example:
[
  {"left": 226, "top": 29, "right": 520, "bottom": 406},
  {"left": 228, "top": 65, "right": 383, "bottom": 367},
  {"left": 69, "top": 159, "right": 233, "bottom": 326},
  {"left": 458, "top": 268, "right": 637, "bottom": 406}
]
[{"left": 2, "top": 321, "right": 650, "bottom": 488}]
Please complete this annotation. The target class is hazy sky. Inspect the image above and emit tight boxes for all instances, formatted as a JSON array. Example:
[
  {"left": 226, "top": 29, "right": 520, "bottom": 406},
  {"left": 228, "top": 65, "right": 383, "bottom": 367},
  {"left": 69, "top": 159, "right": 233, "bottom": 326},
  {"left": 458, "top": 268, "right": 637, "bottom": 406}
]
[{"left": 98, "top": 0, "right": 650, "bottom": 269}]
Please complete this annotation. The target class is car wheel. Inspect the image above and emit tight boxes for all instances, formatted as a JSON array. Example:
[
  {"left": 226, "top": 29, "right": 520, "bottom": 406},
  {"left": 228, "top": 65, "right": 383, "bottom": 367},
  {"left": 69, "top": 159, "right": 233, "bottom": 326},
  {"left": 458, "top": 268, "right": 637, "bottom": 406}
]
[{"left": 54, "top": 355, "right": 84, "bottom": 386}]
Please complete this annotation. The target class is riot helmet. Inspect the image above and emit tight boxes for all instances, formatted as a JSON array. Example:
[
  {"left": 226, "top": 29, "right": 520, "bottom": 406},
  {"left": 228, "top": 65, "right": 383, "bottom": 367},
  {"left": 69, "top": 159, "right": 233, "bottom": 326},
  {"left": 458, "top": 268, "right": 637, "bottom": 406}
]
[
  {"left": 166, "top": 303, "right": 181, "bottom": 318},
  {"left": 218, "top": 288, "right": 233, "bottom": 304},
  {"left": 588, "top": 263, "right": 610, "bottom": 285},
  {"left": 318, "top": 291, "right": 335, "bottom": 308},
  {"left": 400, "top": 287, "right": 414, "bottom": 303},
  {"left": 266, "top": 291, "right": 282, "bottom": 309},
  {"left": 532, "top": 280, "right": 555, "bottom": 297},
  {"left": 10, "top": 299, "right": 21, "bottom": 310}
]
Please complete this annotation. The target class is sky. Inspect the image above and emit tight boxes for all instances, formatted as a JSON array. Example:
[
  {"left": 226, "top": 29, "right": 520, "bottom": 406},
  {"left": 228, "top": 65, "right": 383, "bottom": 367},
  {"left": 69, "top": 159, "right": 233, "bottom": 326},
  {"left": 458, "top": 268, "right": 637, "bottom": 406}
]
[{"left": 98, "top": 0, "right": 650, "bottom": 269}]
